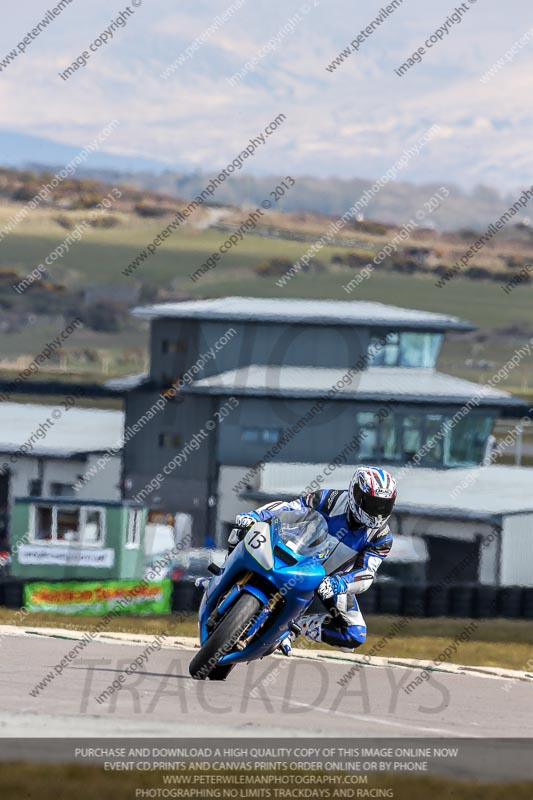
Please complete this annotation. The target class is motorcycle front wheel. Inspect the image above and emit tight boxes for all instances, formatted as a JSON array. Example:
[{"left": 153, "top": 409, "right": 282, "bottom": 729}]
[{"left": 189, "top": 592, "right": 262, "bottom": 680}]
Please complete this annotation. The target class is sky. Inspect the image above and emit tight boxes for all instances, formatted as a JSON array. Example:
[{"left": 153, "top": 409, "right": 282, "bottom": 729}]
[{"left": 0, "top": 0, "right": 532, "bottom": 190}]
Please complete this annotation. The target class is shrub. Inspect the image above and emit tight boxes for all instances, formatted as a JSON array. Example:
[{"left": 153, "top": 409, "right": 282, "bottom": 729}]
[
  {"left": 82, "top": 301, "right": 128, "bottom": 332},
  {"left": 12, "top": 185, "right": 40, "bottom": 202},
  {"left": 353, "top": 219, "right": 391, "bottom": 236},
  {"left": 134, "top": 202, "right": 175, "bottom": 218},
  {"left": 506, "top": 255, "right": 528, "bottom": 269},
  {"left": 390, "top": 257, "right": 419, "bottom": 274},
  {"left": 465, "top": 266, "right": 492, "bottom": 281},
  {"left": 346, "top": 252, "right": 372, "bottom": 269},
  {"left": 76, "top": 193, "right": 105, "bottom": 209},
  {"left": 53, "top": 215, "right": 74, "bottom": 230},
  {"left": 254, "top": 258, "right": 294, "bottom": 277},
  {"left": 89, "top": 215, "right": 121, "bottom": 228}
]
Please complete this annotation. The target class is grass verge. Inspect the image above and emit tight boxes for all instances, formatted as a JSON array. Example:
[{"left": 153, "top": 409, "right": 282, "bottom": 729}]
[
  {"left": 0, "top": 763, "right": 531, "bottom": 800},
  {"left": 1, "top": 608, "right": 531, "bottom": 671}
]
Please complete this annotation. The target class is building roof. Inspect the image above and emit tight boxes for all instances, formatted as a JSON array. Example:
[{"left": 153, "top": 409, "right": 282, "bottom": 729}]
[
  {"left": 0, "top": 403, "right": 124, "bottom": 458},
  {"left": 188, "top": 365, "right": 523, "bottom": 408},
  {"left": 105, "top": 372, "right": 149, "bottom": 393},
  {"left": 247, "top": 463, "right": 533, "bottom": 519},
  {"left": 132, "top": 297, "right": 475, "bottom": 332}
]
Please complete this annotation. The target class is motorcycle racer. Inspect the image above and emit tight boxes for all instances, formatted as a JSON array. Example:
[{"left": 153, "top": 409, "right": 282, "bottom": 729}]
[{"left": 227, "top": 466, "right": 397, "bottom": 654}]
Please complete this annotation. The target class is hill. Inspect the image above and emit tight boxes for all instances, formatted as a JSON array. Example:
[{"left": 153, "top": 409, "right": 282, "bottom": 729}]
[{"left": 0, "top": 167, "right": 532, "bottom": 397}]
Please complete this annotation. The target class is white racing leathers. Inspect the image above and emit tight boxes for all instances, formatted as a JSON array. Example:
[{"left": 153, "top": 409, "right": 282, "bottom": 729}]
[{"left": 232, "top": 489, "right": 392, "bottom": 648}]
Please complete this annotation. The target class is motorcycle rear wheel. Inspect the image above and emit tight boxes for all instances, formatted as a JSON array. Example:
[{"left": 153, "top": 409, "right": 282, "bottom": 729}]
[{"left": 189, "top": 592, "right": 262, "bottom": 680}]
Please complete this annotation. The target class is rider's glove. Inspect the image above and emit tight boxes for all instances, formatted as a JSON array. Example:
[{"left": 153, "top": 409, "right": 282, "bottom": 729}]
[
  {"left": 235, "top": 513, "right": 258, "bottom": 532},
  {"left": 317, "top": 575, "right": 348, "bottom": 602},
  {"left": 228, "top": 514, "right": 259, "bottom": 553}
]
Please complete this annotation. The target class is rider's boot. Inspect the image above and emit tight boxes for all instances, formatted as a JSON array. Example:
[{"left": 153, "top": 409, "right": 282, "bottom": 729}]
[
  {"left": 278, "top": 635, "right": 293, "bottom": 656},
  {"left": 297, "top": 613, "right": 329, "bottom": 642},
  {"left": 278, "top": 613, "right": 328, "bottom": 656}
]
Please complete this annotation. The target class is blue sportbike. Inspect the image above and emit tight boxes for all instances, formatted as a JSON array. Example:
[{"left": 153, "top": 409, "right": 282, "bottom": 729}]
[{"left": 189, "top": 508, "right": 338, "bottom": 680}]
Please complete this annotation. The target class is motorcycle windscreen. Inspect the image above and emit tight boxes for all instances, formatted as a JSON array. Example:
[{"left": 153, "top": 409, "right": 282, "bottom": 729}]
[{"left": 274, "top": 509, "right": 329, "bottom": 556}]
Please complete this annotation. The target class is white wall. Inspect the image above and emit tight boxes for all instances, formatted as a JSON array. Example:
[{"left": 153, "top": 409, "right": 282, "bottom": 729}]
[
  {"left": 501, "top": 514, "right": 533, "bottom": 587},
  {"left": 217, "top": 465, "right": 260, "bottom": 528},
  {"left": 1, "top": 453, "right": 121, "bottom": 505},
  {"left": 398, "top": 513, "right": 499, "bottom": 584},
  {"left": 75, "top": 454, "right": 121, "bottom": 500}
]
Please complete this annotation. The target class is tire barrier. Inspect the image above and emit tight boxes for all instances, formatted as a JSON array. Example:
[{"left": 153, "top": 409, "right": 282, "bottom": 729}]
[
  {"left": 449, "top": 585, "right": 475, "bottom": 618},
  {"left": 2, "top": 579, "right": 24, "bottom": 610},
  {"left": 375, "top": 581, "right": 403, "bottom": 615},
  {"left": 522, "top": 588, "right": 533, "bottom": 619},
  {"left": 359, "top": 586, "right": 377, "bottom": 615},
  {"left": 426, "top": 586, "right": 450, "bottom": 617},
  {"left": 402, "top": 585, "right": 427, "bottom": 617},
  {"left": 172, "top": 582, "right": 203, "bottom": 613},
  {"left": 498, "top": 587, "right": 524, "bottom": 619},
  {"left": 1, "top": 578, "right": 532, "bottom": 619},
  {"left": 472, "top": 586, "right": 499, "bottom": 619}
]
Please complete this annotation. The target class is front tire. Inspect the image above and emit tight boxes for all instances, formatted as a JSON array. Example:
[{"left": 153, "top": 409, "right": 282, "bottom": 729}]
[{"left": 189, "top": 593, "right": 262, "bottom": 680}]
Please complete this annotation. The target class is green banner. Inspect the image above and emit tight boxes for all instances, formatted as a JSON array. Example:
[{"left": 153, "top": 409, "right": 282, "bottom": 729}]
[{"left": 23, "top": 579, "right": 172, "bottom": 616}]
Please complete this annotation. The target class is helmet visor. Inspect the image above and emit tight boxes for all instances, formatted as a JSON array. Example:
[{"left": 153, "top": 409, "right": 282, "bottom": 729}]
[{"left": 353, "top": 484, "right": 396, "bottom": 519}]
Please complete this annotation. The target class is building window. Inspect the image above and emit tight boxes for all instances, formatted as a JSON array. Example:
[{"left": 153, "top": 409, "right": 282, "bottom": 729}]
[
  {"left": 355, "top": 411, "right": 494, "bottom": 467},
  {"left": 127, "top": 509, "right": 143, "bottom": 548},
  {"left": 369, "top": 333, "right": 400, "bottom": 366},
  {"left": 159, "top": 433, "right": 182, "bottom": 448},
  {"left": 446, "top": 414, "right": 494, "bottom": 467},
  {"left": 162, "top": 339, "right": 187, "bottom": 355},
  {"left": 241, "top": 427, "right": 281, "bottom": 444},
  {"left": 30, "top": 505, "right": 105, "bottom": 546},
  {"left": 162, "top": 383, "right": 182, "bottom": 402},
  {"left": 56, "top": 506, "right": 81, "bottom": 542},
  {"left": 82, "top": 509, "right": 104, "bottom": 544},
  {"left": 369, "top": 332, "right": 443, "bottom": 368},
  {"left": 28, "top": 480, "right": 42, "bottom": 497},
  {"left": 50, "top": 482, "right": 75, "bottom": 497},
  {"left": 356, "top": 412, "right": 397, "bottom": 461},
  {"left": 33, "top": 505, "right": 53, "bottom": 541}
]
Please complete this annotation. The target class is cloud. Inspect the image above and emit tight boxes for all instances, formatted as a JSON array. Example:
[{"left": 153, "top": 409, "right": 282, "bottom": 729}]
[{"left": 1, "top": 0, "right": 532, "bottom": 189}]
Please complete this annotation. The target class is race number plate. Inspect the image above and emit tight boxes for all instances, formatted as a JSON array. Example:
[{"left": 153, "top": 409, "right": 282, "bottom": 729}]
[{"left": 244, "top": 523, "right": 274, "bottom": 571}]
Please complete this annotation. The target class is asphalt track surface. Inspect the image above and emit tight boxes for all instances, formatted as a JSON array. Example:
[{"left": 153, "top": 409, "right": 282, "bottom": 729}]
[{"left": 1, "top": 631, "right": 532, "bottom": 743}]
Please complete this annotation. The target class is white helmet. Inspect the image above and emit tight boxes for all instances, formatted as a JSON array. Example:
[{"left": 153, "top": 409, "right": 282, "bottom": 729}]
[{"left": 349, "top": 466, "right": 397, "bottom": 528}]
